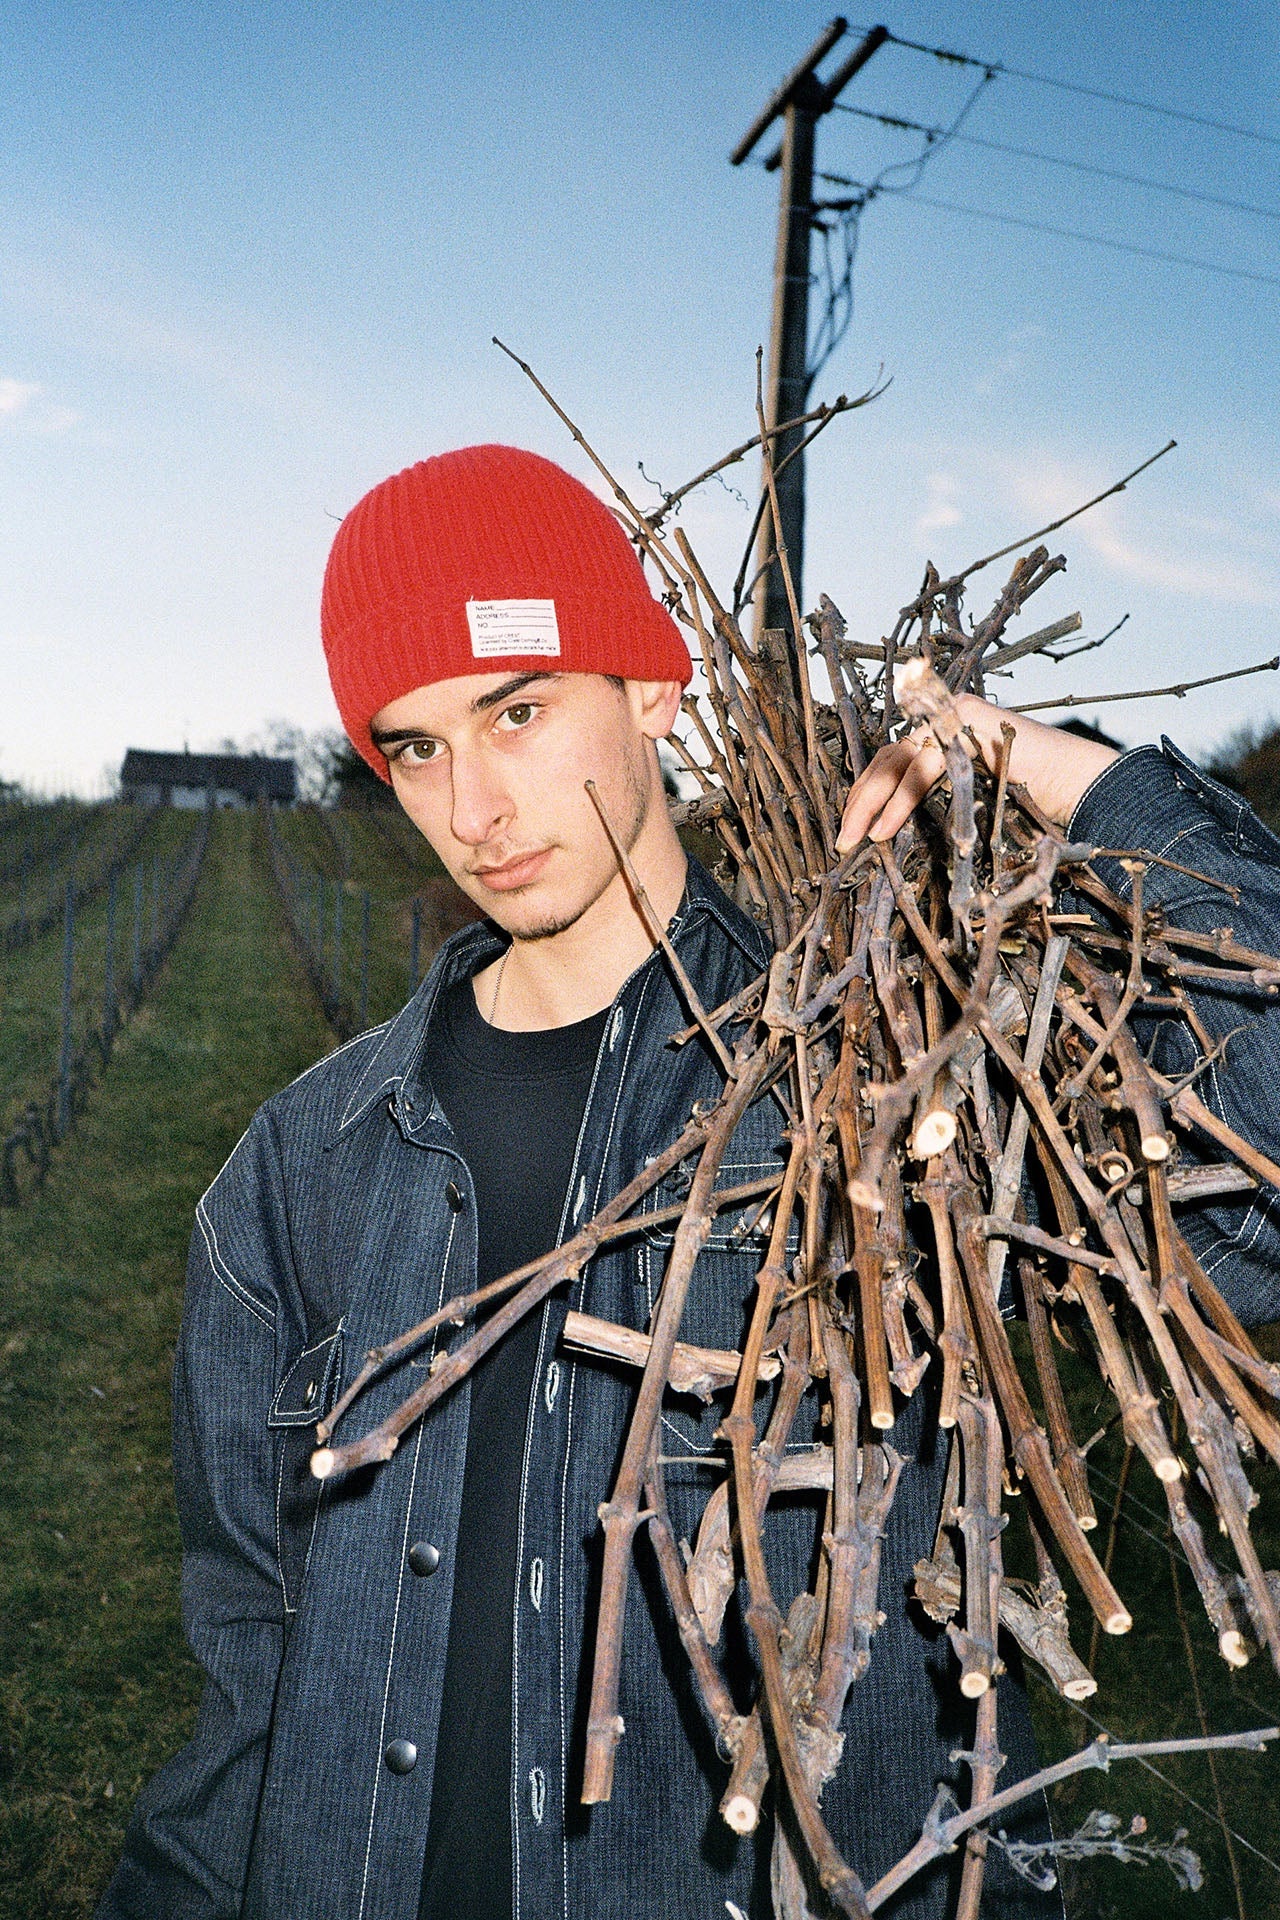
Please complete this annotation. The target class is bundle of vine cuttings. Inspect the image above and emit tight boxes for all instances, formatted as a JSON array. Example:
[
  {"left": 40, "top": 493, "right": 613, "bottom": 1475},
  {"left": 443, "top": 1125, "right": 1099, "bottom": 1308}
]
[{"left": 310, "top": 375, "right": 1280, "bottom": 1918}]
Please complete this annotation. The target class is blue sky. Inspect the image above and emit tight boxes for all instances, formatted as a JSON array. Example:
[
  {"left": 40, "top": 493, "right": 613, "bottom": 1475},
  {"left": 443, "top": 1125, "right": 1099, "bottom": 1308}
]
[{"left": 2, "top": 0, "right": 1278, "bottom": 795}]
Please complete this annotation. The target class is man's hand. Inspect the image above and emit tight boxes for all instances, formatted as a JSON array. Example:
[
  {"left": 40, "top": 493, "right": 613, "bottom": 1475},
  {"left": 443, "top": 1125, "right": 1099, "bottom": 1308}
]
[{"left": 835, "top": 694, "right": 1120, "bottom": 851}]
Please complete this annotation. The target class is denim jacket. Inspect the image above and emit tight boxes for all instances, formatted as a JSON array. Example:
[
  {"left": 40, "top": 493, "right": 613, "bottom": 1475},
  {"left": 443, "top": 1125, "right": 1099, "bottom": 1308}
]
[{"left": 98, "top": 748, "right": 1280, "bottom": 1920}]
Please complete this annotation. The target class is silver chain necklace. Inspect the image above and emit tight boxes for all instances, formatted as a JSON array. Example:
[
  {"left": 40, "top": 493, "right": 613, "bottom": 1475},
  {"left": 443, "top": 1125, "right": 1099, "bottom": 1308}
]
[{"left": 487, "top": 945, "right": 510, "bottom": 1026}]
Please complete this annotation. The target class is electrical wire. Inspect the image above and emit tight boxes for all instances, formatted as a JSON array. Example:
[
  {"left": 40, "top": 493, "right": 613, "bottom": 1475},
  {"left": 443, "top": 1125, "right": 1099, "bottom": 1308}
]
[
  {"left": 803, "top": 67, "right": 995, "bottom": 384},
  {"left": 1057, "top": 1698, "right": 1280, "bottom": 1880},
  {"left": 1083, "top": 1458, "right": 1280, "bottom": 1732},
  {"left": 831, "top": 101, "right": 1280, "bottom": 225},
  {"left": 852, "top": 25, "right": 1280, "bottom": 150},
  {"left": 893, "top": 189, "right": 1280, "bottom": 290},
  {"left": 852, "top": 67, "right": 995, "bottom": 198}
]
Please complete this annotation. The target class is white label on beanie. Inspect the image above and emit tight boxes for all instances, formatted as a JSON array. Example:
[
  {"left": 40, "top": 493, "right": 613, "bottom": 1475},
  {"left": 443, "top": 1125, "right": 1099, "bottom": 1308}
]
[{"left": 466, "top": 599, "right": 561, "bottom": 659}]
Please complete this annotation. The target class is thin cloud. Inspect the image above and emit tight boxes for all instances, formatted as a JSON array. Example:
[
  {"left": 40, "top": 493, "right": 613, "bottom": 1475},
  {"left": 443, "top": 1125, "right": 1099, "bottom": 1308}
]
[
  {"left": 917, "top": 472, "right": 963, "bottom": 537},
  {"left": 1082, "top": 525, "right": 1271, "bottom": 604},
  {"left": 1002, "top": 452, "right": 1277, "bottom": 608},
  {"left": 0, "top": 378, "right": 78, "bottom": 432},
  {"left": 0, "top": 378, "right": 41, "bottom": 417},
  {"left": 35, "top": 403, "right": 80, "bottom": 433},
  {"left": 4, "top": 232, "right": 321, "bottom": 423}
]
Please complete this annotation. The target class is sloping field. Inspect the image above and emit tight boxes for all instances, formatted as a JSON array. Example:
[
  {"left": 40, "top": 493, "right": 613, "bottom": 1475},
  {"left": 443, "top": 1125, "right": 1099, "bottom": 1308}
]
[
  {"left": 0, "top": 807, "right": 1278, "bottom": 1918},
  {"left": 0, "top": 810, "right": 333, "bottom": 1915}
]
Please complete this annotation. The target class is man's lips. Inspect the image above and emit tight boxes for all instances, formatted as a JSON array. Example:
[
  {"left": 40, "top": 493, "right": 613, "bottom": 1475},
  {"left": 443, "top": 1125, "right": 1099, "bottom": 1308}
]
[{"left": 469, "top": 848, "right": 553, "bottom": 892}]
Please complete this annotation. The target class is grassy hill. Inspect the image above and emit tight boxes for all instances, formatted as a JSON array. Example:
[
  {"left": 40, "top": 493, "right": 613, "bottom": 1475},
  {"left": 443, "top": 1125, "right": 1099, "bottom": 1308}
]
[{"left": 0, "top": 811, "right": 333, "bottom": 1914}]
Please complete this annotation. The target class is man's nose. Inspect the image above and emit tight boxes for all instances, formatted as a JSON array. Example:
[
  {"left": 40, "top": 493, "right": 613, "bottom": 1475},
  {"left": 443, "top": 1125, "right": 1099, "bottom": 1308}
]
[{"left": 449, "top": 750, "right": 513, "bottom": 848}]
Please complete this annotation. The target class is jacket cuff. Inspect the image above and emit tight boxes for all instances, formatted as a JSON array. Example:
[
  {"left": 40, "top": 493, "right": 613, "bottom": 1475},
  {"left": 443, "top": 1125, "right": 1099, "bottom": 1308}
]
[{"left": 1068, "top": 743, "right": 1175, "bottom": 856}]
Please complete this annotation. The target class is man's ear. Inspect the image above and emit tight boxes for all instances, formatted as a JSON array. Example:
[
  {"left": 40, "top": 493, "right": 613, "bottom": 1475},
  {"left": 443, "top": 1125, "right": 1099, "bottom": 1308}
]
[{"left": 627, "top": 678, "right": 683, "bottom": 742}]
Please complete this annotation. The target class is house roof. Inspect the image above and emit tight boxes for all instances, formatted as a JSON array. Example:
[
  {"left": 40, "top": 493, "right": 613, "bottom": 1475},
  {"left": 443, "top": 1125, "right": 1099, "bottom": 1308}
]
[{"left": 120, "top": 748, "right": 297, "bottom": 801}]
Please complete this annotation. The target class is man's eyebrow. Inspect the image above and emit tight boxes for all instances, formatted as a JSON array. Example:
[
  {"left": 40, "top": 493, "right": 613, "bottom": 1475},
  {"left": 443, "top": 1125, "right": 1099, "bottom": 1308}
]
[
  {"left": 470, "top": 672, "right": 560, "bottom": 713},
  {"left": 369, "top": 675, "right": 561, "bottom": 749},
  {"left": 369, "top": 722, "right": 426, "bottom": 748}
]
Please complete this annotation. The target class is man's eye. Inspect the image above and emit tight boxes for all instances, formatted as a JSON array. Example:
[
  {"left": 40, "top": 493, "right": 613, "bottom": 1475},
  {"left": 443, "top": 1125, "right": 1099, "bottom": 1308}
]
[
  {"left": 398, "top": 739, "right": 439, "bottom": 764},
  {"left": 502, "top": 703, "right": 535, "bottom": 728}
]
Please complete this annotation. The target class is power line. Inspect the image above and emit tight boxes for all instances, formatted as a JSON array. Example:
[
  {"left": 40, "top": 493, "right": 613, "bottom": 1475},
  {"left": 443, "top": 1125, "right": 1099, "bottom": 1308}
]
[
  {"left": 895, "top": 189, "right": 1280, "bottom": 290},
  {"left": 1062, "top": 1699, "right": 1280, "bottom": 1881},
  {"left": 832, "top": 100, "right": 1280, "bottom": 224},
  {"left": 858, "top": 24, "right": 1280, "bottom": 150},
  {"left": 804, "top": 68, "right": 995, "bottom": 381}
]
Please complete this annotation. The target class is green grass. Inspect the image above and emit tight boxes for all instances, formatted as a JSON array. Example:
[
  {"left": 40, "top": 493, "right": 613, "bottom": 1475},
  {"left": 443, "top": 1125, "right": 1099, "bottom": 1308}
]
[{"left": 0, "top": 811, "right": 333, "bottom": 1917}]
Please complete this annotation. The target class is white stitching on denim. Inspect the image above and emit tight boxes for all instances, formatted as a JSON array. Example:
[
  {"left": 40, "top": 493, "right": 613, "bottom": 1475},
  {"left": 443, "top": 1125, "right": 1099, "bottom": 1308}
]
[
  {"left": 426, "top": 1214, "right": 459, "bottom": 1366},
  {"left": 274, "top": 1438, "right": 292, "bottom": 1615},
  {"left": 529, "top": 1557, "right": 544, "bottom": 1613},
  {"left": 269, "top": 1326, "right": 341, "bottom": 1423},
  {"left": 512, "top": 1298, "right": 555, "bottom": 1918},
  {"left": 198, "top": 1119, "right": 254, "bottom": 1210},
  {"left": 341, "top": 924, "right": 499, "bottom": 1133},
  {"left": 355, "top": 1417, "right": 429, "bottom": 1919},
  {"left": 356, "top": 1209, "right": 460, "bottom": 1918},
  {"left": 291, "top": 1026, "right": 391, "bottom": 1124},
  {"left": 329, "top": 1028, "right": 398, "bottom": 1126},
  {"left": 554, "top": 975, "right": 652, "bottom": 1914},
  {"left": 294, "top": 1025, "right": 383, "bottom": 1088},
  {"left": 608, "top": 1004, "right": 624, "bottom": 1050},
  {"left": 1204, "top": 1192, "right": 1274, "bottom": 1272},
  {"left": 272, "top": 1325, "right": 345, "bottom": 1609},
  {"left": 297, "top": 1463, "right": 328, "bottom": 1604},
  {"left": 558, "top": 1355, "right": 578, "bottom": 1917},
  {"left": 658, "top": 1411, "right": 711, "bottom": 1455},
  {"left": 513, "top": 965, "right": 621, "bottom": 1909},
  {"left": 297, "top": 1326, "right": 345, "bottom": 1601},
  {"left": 195, "top": 1203, "right": 274, "bottom": 1328},
  {"left": 1107, "top": 820, "right": 1213, "bottom": 897}
]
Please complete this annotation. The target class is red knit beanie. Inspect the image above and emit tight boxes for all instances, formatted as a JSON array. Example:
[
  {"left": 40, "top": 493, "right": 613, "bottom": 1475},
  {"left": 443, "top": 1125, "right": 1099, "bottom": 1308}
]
[{"left": 322, "top": 444, "right": 693, "bottom": 775}]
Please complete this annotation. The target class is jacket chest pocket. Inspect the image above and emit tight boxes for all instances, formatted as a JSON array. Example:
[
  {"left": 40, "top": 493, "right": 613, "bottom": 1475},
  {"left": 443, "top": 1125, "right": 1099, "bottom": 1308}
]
[
  {"left": 267, "top": 1323, "right": 344, "bottom": 1615},
  {"left": 642, "top": 1154, "right": 793, "bottom": 1339},
  {"left": 637, "top": 1231, "right": 780, "bottom": 1461}
]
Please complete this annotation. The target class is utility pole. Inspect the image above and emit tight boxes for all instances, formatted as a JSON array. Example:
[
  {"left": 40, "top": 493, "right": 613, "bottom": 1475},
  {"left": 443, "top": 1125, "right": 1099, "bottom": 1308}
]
[{"left": 732, "top": 20, "right": 887, "bottom": 640}]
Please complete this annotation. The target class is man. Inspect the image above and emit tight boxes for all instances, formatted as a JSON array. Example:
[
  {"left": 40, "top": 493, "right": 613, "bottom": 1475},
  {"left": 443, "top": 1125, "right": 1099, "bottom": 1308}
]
[{"left": 98, "top": 445, "right": 1280, "bottom": 1918}]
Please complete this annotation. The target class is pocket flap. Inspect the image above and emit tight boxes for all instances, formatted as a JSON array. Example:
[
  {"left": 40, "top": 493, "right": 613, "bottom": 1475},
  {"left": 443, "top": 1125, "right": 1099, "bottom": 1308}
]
[
  {"left": 644, "top": 1160, "right": 789, "bottom": 1251},
  {"left": 268, "top": 1323, "right": 344, "bottom": 1428}
]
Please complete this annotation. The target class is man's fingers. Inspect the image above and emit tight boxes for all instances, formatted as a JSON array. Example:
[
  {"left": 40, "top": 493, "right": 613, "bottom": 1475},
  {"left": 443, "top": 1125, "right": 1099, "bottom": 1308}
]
[
  {"left": 836, "top": 737, "right": 946, "bottom": 852},
  {"left": 834, "top": 698, "right": 1122, "bottom": 854},
  {"left": 835, "top": 742, "right": 917, "bottom": 852},
  {"left": 864, "top": 740, "right": 946, "bottom": 842}
]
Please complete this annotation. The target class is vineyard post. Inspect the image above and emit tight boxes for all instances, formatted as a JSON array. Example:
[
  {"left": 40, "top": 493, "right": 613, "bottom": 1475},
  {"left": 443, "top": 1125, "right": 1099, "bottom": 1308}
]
[
  {"left": 332, "top": 877, "right": 344, "bottom": 1014},
  {"left": 360, "top": 888, "right": 371, "bottom": 1030},
  {"left": 56, "top": 880, "right": 74, "bottom": 1139},
  {"left": 18, "top": 843, "right": 30, "bottom": 936},
  {"left": 103, "top": 865, "right": 118, "bottom": 1048},
  {"left": 150, "top": 851, "right": 161, "bottom": 957},
  {"left": 410, "top": 897, "right": 422, "bottom": 991},
  {"left": 131, "top": 864, "right": 143, "bottom": 995}
]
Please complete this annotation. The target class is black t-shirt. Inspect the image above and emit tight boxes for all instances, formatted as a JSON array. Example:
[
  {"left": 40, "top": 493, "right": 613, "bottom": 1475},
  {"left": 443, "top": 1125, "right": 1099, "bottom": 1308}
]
[{"left": 418, "top": 970, "right": 608, "bottom": 1920}]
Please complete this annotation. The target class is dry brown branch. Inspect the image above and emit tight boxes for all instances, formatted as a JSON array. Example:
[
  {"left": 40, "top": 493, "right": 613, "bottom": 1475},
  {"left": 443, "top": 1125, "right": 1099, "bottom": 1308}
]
[{"left": 1011, "top": 654, "right": 1280, "bottom": 713}]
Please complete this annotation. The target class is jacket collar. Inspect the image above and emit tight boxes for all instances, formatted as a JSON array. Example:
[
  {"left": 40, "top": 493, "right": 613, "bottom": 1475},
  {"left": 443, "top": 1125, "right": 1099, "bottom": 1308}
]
[{"left": 326, "top": 855, "right": 767, "bottom": 1146}]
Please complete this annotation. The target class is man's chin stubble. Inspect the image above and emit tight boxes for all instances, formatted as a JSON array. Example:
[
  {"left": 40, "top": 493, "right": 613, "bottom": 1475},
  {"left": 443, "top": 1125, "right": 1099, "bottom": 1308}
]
[{"left": 467, "top": 765, "right": 651, "bottom": 945}]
